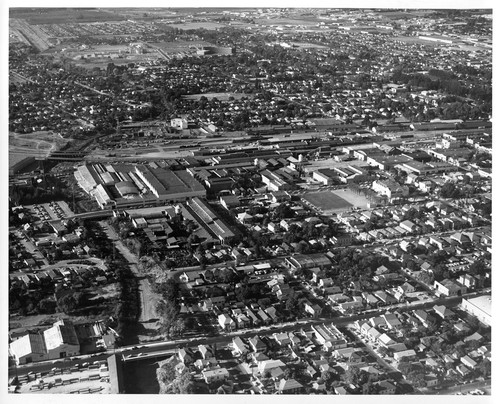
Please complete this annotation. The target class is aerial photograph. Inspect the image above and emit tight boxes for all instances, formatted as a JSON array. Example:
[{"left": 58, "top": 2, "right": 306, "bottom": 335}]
[{"left": 6, "top": 3, "right": 493, "bottom": 398}]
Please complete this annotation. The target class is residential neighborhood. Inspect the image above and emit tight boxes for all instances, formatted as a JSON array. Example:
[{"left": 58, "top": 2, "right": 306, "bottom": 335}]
[{"left": 8, "top": 6, "right": 491, "bottom": 397}]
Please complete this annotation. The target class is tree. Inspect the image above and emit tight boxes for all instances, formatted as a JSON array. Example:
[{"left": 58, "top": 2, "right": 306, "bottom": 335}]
[
  {"left": 273, "top": 203, "right": 294, "bottom": 220},
  {"left": 320, "top": 369, "right": 338, "bottom": 390},
  {"left": 157, "top": 361, "right": 176, "bottom": 385},
  {"left": 440, "top": 182, "right": 462, "bottom": 198},
  {"left": 344, "top": 366, "right": 363, "bottom": 385},
  {"left": 477, "top": 359, "right": 491, "bottom": 378},
  {"left": 57, "top": 291, "right": 87, "bottom": 314},
  {"left": 170, "top": 318, "right": 186, "bottom": 337},
  {"left": 38, "top": 298, "right": 56, "bottom": 314},
  {"left": 469, "top": 260, "right": 487, "bottom": 276}
]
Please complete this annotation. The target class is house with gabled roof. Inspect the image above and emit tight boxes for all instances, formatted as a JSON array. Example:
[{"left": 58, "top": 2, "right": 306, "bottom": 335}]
[
  {"left": 335, "top": 386, "right": 350, "bottom": 395},
  {"left": 360, "top": 322, "right": 372, "bottom": 337},
  {"left": 304, "top": 301, "right": 322, "bottom": 318},
  {"left": 377, "top": 380, "right": 396, "bottom": 394},
  {"left": 398, "top": 282, "right": 415, "bottom": 294},
  {"left": 414, "top": 309, "right": 430, "bottom": 327},
  {"left": 249, "top": 336, "right": 267, "bottom": 353},
  {"left": 373, "top": 290, "right": 397, "bottom": 305},
  {"left": 218, "top": 313, "right": 236, "bottom": 331},
  {"left": 388, "top": 343, "right": 408, "bottom": 353},
  {"left": 265, "top": 306, "right": 279, "bottom": 322},
  {"left": 202, "top": 367, "right": 229, "bottom": 384},
  {"left": 232, "top": 336, "right": 249, "bottom": 356},
  {"left": 278, "top": 378, "right": 304, "bottom": 394},
  {"left": 394, "top": 349, "right": 416, "bottom": 362},
  {"left": 400, "top": 220, "right": 418, "bottom": 233},
  {"left": 194, "top": 358, "right": 216, "bottom": 370},
  {"left": 464, "top": 332, "right": 483, "bottom": 344},
  {"left": 457, "top": 274, "right": 477, "bottom": 290},
  {"left": 328, "top": 293, "right": 350, "bottom": 304},
  {"left": 454, "top": 320, "right": 470, "bottom": 333},
  {"left": 460, "top": 355, "right": 477, "bottom": 369},
  {"left": 256, "top": 309, "right": 271, "bottom": 325},
  {"left": 456, "top": 364, "right": 471, "bottom": 377},
  {"left": 273, "top": 332, "right": 290, "bottom": 346},
  {"left": 178, "top": 348, "right": 193, "bottom": 364},
  {"left": 202, "top": 296, "right": 226, "bottom": 311},
  {"left": 367, "top": 327, "right": 381, "bottom": 342},
  {"left": 338, "top": 299, "right": 364, "bottom": 314},
  {"left": 361, "top": 292, "right": 378, "bottom": 307},
  {"left": 433, "top": 305, "right": 454, "bottom": 319},
  {"left": 198, "top": 344, "right": 213, "bottom": 359},
  {"left": 369, "top": 316, "right": 386, "bottom": 328},
  {"left": 257, "top": 359, "right": 285, "bottom": 376},
  {"left": 323, "top": 285, "right": 342, "bottom": 295},
  {"left": 378, "top": 333, "right": 396, "bottom": 347},
  {"left": 382, "top": 313, "right": 402, "bottom": 329},
  {"left": 434, "top": 279, "right": 466, "bottom": 297}
]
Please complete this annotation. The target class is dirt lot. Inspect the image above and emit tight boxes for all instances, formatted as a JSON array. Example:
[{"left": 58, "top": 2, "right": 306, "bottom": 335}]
[{"left": 10, "top": 131, "right": 69, "bottom": 159}]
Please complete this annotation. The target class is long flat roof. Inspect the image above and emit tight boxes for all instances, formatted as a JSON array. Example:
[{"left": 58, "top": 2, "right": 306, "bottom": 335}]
[{"left": 464, "top": 295, "right": 492, "bottom": 316}]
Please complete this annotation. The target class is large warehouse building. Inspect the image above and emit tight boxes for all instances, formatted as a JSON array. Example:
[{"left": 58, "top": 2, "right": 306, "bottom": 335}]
[
  {"left": 460, "top": 295, "right": 492, "bottom": 326},
  {"left": 75, "top": 163, "right": 206, "bottom": 209}
]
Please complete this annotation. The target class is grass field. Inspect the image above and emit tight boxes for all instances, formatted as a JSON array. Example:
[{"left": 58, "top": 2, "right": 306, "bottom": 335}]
[
  {"left": 302, "top": 191, "right": 353, "bottom": 212},
  {"left": 302, "top": 189, "right": 369, "bottom": 213}
]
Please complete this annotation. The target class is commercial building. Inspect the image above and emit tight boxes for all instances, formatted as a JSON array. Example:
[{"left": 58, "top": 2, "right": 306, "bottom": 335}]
[
  {"left": 9, "top": 320, "right": 80, "bottom": 365},
  {"left": 43, "top": 320, "right": 80, "bottom": 360},
  {"left": 311, "top": 323, "right": 348, "bottom": 349},
  {"left": 372, "top": 179, "right": 409, "bottom": 200},
  {"left": 9, "top": 334, "right": 48, "bottom": 365},
  {"left": 285, "top": 253, "right": 332, "bottom": 271},
  {"left": 74, "top": 164, "right": 206, "bottom": 209},
  {"left": 461, "top": 295, "right": 491, "bottom": 326},
  {"left": 186, "top": 197, "right": 235, "bottom": 244}
]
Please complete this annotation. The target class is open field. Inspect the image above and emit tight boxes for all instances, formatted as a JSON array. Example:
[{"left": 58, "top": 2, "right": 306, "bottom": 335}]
[
  {"left": 302, "top": 188, "right": 370, "bottom": 214},
  {"left": 289, "top": 41, "right": 330, "bottom": 49},
  {"left": 150, "top": 40, "right": 213, "bottom": 51},
  {"left": 10, "top": 131, "right": 69, "bottom": 159},
  {"left": 302, "top": 191, "right": 353, "bottom": 212},
  {"left": 183, "top": 92, "right": 250, "bottom": 101},
  {"left": 255, "top": 17, "right": 321, "bottom": 27},
  {"left": 391, "top": 36, "right": 454, "bottom": 46},
  {"left": 9, "top": 18, "right": 53, "bottom": 51},
  {"left": 331, "top": 188, "right": 371, "bottom": 209},
  {"left": 164, "top": 21, "right": 227, "bottom": 30},
  {"left": 10, "top": 8, "right": 125, "bottom": 24}
]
